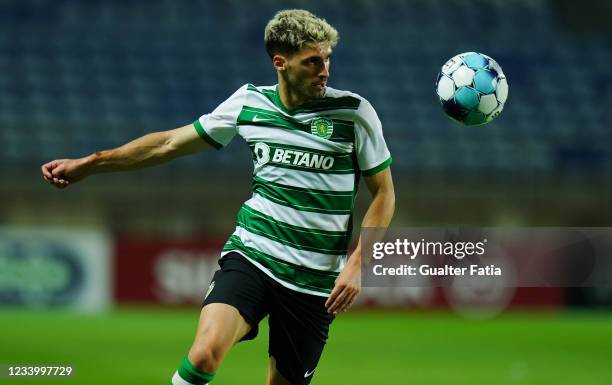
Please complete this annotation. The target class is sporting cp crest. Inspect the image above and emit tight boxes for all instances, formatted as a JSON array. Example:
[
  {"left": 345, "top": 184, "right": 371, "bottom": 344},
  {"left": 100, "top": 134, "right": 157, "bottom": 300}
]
[{"left": 310, "top": 117, "right": 334, "bottom": 139}]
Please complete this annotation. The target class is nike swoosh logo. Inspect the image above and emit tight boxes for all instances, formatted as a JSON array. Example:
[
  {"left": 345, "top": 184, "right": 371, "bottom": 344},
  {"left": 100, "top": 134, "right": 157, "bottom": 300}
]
[
  {"left": 252, "top": 115, "right": 274, "bottom": 123},
  {"left": 304, "top": 369, "right": 315, "bottom": 378}
]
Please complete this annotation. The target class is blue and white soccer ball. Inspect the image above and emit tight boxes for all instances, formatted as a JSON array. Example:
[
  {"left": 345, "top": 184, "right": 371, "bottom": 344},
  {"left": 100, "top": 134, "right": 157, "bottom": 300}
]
[{"left": 436, "top": 52, "right": 509, "bottom": 126}]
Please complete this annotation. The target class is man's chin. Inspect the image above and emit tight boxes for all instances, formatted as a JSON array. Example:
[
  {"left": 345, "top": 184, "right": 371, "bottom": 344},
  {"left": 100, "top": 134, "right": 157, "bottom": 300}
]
[
  {"left": 311, "top": 85, "right": 326, "bottom": 99},
  {"left": 296, "top": 85, "right": 326, "bottom": 104}
]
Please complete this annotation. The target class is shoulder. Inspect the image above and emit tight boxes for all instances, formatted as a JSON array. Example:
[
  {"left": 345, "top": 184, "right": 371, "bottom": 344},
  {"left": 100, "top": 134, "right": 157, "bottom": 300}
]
[
  {"left": 232, "top": 84, "right": 277, "bottom": 104},
  {"left": 324, "top": 86, "right": 378, "bottom": 117},
  {"left": 324, "top": 86, "right": 364, "bottom": 107},
  {"left": 324, "top": 88, "right": 381, "bottom": 133},
  {"left": 243, "top": 83, "right": 276, "bottom": 94},
  {"left": 218, "top": 83, "right": 275, "bottom": 107},
  {"left": 224, "top": 83, "right": 275, "bottom": 98}
]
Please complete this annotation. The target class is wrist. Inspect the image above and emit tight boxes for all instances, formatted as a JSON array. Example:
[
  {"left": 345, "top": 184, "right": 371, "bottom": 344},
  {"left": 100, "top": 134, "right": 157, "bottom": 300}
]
[
  {"left": 84, "top": 152, "right": 103, "bottom": 174},
  {"left": 347, "top": 251, "right": 361, "bottom": 265}
]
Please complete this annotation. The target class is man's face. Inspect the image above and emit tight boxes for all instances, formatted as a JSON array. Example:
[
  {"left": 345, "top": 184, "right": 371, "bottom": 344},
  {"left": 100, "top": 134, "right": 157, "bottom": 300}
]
[{"left": 279, "top": 43, "right": 332, "bottom": 101}]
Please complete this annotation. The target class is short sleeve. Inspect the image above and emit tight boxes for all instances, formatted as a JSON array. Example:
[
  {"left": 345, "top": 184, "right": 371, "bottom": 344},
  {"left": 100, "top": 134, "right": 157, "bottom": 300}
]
[
  {"left": 193, "top": 84, "right": 247, "bottom": 149},
  {"left": 354, "top": 99, "right": 392, "bottom": 176}
]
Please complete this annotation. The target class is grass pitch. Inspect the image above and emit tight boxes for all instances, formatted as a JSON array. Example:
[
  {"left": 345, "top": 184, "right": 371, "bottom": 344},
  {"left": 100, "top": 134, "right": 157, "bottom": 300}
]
[{"left": 1, "top": 308, "right": 611, "bottom": 384}]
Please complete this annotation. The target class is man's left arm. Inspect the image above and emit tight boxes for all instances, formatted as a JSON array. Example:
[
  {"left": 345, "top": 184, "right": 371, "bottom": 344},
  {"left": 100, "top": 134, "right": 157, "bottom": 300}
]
[{"left": 325, "top": 167, "right": 395, "bottom": 314}]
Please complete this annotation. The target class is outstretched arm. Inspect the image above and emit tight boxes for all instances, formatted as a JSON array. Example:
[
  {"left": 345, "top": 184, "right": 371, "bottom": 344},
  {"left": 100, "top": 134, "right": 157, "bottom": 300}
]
[
  {"left": 325, "top": 167, "right": 395, "bottom": 314},
  {"left": 41, "top": 123, "right": 209, "bottom": 188}
]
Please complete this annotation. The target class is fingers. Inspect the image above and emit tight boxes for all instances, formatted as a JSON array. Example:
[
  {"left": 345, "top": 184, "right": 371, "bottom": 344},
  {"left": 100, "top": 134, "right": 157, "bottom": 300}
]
[
  {"left": 46, "top": 176, "right": 70, "bottom": 188},
  {"left": 51, "top": 162, "right": 66, "bottom": 177},
  {"left": 41, "top": 160, "right": 70, "bottom": 188},
  {"left": 334, "top": 289, "right": 358, "bottom": 314},
  {"left": 324, "top": 284, "right": 342, "bottom": 309},
  {"left": 325, "top": 287, "right": 346, "bottom": 315},
  {"left": 325, "top": 284, "right": 360, "bottom": 315},
  {"left": 52, "top": 177, "right": 70, "bottom": 188},
  {"left": 337, "top": 290, "right": 358, "bottom": 313},
  {"left": 41, "top": 161, "right": 57, "bottom": 181},
  {"left": 41, "top": 165, "right": 51, "bottom": 180}
]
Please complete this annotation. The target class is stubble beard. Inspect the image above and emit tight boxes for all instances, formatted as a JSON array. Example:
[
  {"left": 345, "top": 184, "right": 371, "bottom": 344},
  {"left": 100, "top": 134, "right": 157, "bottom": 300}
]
[
  {"left": 285, "top": 71, "right": 326, "bottom": 104},
  {"left": 299, "top": 81, "right": 326, "bottom": 103}
]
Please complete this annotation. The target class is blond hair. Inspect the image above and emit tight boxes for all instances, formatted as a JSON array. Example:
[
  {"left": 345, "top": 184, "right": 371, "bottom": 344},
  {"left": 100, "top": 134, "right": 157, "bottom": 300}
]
[{"left": 264, "top": 9, "right": 339, "bottom": 58}]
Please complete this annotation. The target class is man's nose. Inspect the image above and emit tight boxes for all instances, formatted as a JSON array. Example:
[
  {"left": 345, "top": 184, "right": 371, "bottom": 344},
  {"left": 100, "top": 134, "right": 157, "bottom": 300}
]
[{"left": 319, "top": 63, "right": 329, "bottom": 79}]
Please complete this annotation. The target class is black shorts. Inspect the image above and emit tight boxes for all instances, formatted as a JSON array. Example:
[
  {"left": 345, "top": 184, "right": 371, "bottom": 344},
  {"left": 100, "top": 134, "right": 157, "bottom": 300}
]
[{"left": 203, "top": 252, "right": 335, "bottom": 385}]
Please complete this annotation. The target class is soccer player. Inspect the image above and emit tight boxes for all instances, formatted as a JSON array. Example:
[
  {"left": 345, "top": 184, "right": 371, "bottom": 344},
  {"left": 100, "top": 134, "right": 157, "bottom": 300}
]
[{"left": 41, "top": 9, "right": 395, "bottom": 385}]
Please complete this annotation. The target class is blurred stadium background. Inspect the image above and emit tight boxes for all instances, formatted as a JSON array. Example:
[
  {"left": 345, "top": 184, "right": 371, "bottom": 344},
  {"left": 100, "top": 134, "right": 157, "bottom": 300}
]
[{"left": 1, "top": 0, "right": 611, "bottom": 384}]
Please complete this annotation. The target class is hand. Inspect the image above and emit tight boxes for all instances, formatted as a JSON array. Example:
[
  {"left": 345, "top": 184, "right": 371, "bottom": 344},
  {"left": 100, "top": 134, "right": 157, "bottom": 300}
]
[
  {"left": 325, "top": 257, "right": 361, "bottom": 315},
  {"left": 41, "top": 158, "right": 90, "bottom": 189}
]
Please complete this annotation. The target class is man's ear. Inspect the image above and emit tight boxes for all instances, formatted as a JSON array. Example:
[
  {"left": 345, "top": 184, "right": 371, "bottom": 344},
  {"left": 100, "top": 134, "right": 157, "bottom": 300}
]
[{"left": 272, "top": 54, "right": 287, "bottom": 71}]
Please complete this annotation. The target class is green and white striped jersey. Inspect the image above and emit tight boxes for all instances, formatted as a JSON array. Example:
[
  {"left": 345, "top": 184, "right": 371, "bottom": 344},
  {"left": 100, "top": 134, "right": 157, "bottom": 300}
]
[{"left": 194, "top": 84, "right": 392, "bottom": 296}]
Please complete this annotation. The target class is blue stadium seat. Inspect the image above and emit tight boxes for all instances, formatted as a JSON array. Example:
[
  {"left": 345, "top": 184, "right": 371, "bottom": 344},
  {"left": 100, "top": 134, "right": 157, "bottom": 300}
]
[{"left": 0, "top": 0, "right": 610, "bottom": 176}]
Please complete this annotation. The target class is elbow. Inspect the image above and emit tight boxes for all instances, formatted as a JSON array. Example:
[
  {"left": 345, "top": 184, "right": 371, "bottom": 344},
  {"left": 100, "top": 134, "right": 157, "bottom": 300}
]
[
  {"left": 163, "top": 137, "right": 176, "bottom": 155},
  {"left": 375, "top": 187, "right": 395, "bottom": 216},
  {"left": 374, "top": 188, "right": 395, "bottom": 228},
  {"left": 382, "top": 183, "right": 396, "bottom": 215},
  {"left": 379, "top": 182, "right": 395, "bottom": 207},
  {"left": 160, "top": 134, "right": 179, "bottom": 158},
  {"left": 387, "top": 189, "right": 396, "bottom": 216},
  {"left": 385, "top": 192, "right": 396, "bottom": 227}
]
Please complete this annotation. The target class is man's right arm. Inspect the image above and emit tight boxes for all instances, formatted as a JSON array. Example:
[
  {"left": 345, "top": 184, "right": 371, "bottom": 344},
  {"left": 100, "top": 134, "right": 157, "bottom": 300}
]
[{"left": 41, "top": 123, "right": 209, "bottom": 189}]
